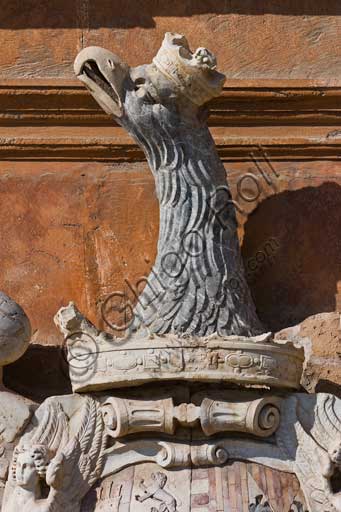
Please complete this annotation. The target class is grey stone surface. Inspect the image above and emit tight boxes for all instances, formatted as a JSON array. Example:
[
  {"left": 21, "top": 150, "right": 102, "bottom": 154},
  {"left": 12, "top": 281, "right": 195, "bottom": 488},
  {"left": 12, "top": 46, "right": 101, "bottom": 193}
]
[
  {"left": 0, "top": 292, "right": 31, "bottom": 375},
  {"left": 74, "top": 32, "right": 263, "bottom": 337}
]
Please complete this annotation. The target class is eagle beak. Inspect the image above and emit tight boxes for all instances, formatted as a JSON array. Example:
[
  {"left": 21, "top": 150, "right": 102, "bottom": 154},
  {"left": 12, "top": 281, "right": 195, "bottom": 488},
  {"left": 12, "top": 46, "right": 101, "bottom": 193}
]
[{"left": 74, "top": 46, "right": 129, "bottom": 117}]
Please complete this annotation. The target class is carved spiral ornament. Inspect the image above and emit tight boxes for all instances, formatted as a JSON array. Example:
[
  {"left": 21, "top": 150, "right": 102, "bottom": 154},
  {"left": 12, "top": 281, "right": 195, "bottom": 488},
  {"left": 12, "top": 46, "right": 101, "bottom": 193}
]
[
  {"left": 156, "top": 441, "right": 190, "bottom": 468},
  {"left": 191, "top": 443, "right": 229, "bottom": 466},
  {"left": 246, "top": 397, "right": 281, "bottom": 438},
  {"left": 209, "top": 444, "right": 229, "bottom": 465}
]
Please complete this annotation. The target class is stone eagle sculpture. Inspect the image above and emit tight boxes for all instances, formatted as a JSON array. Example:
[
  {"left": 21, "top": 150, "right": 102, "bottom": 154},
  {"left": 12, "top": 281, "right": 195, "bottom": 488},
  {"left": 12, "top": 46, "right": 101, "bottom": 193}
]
[{"left": 74, "top": 32, "right": 263, "bottom": 337}]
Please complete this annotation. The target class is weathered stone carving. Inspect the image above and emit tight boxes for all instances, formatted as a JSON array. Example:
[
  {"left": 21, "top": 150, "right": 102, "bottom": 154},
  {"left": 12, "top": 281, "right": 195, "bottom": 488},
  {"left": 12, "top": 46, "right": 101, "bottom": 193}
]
[
  {"left": 0, "top": 292, "right": 31, "bottom": 377},
  {"left": 102, "top": 438, "right": 191, "bottom": 475},
  {"left": 101, "top": 397, "right": 176, "bottom": 438},
  {"left": 3, "top": 390, "right": 341, "bottom": 511},
  {"left": 198, "top": 394, "right": 281, "bottom": 437},
  {"left": 74, "top": 32, "right": 263, "bottom": 337},
  {"left": 0, "top": 292, "right": 35, "bottom": 508},
  {"left": 276, "top": 394, "right": 341, "bottom": 512},
  {"left": 100, "top": 392, "right": 281, "bottom": 439},
  {"left": 135, "top": 472, "right": 178, "bottom": 512},
  {"left": 2, "top": 32, "right": 341, "bottom": 512},
  {"left": 55, "top": 302, "right": 304, "bottom": 392},
  {"left": 194, "top": 393, "right": 341, "bottom": 512},
  {"left": 2, "top": 395, "right": 106, "bottom": 512}
]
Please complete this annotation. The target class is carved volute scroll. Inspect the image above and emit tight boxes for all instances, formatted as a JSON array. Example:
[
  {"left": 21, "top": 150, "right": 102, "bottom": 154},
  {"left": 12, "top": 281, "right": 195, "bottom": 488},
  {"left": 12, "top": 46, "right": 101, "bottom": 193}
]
[
  {"left": 199, "top": 395, "right": 281, "bottom": 437},
  {"left": 99, "top": 393, "right": 282, "bottom": 439},
  {"left": 74, "top": 32, "right": 263, "bottom": 337}
]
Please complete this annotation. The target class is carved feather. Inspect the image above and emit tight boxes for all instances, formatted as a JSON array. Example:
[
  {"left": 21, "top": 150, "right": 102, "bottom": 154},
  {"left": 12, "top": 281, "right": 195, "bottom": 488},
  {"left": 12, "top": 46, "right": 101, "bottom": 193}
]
[
  {"left": 125, "top": 105, "right": 263, "bottom": 337},
  {"left": 312, "top": 394, "right": 341, "bottom": 450},
  {"left": 30, "top": 400, "right": 69, "bottom": 455},
  {"left": 46, "top": 396, "right": 106, "bottom": 511},
  {"left": 276, "top": 396, "right": 338, "bottom": 512},
  {"left": 294, "top": 421, "right": 335, "bottom": 511}
]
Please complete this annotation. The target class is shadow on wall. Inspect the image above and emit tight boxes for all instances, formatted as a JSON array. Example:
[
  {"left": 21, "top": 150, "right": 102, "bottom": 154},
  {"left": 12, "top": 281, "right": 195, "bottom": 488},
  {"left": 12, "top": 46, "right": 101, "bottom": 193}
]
[
  {"left": 4, "top": 344, "right": 72, "bottom": 402},
  {"left": 242, "top": 181, "right": 341, "bottom": 333},
  {"left": 1, "top": 0, "right": 341, "bottom": 29},
  {"left": 316, "top": 379, "right": 341, "bottom": 400}
]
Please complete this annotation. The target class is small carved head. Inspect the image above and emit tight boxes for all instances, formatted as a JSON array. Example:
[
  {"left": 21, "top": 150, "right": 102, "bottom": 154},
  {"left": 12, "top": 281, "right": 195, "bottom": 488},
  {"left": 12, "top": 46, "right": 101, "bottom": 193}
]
[
  {"left": 151, "top": 472, "right": 167, "bottom": 489},
  {"left": 12, "top": 444, "right": 50, "bottom": 490},
  {"left": 329, "top": 441, "right": 341, "bottom": 468}
]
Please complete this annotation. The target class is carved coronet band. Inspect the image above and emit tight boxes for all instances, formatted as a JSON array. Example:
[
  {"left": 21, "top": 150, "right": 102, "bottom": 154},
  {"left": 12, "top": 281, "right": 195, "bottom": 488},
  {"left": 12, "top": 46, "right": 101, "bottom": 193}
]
[{"left": 65, "top": 334, "right": 304, "bottom": 392}]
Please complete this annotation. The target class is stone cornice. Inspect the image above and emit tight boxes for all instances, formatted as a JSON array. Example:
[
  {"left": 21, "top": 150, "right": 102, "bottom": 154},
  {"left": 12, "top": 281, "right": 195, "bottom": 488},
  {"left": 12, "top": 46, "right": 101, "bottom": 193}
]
[{"left": 1, "top": 79, "right": 341, "bottom": 161}]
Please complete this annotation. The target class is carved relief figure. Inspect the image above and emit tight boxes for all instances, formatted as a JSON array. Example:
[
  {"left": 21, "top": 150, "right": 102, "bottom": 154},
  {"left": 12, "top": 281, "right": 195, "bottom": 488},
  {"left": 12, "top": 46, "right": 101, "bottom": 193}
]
[
  {"left": 2, "top": 396, "right": 106, "bottom": 512},
  {"left": 135, "top": 472, "right": 178, "bottom": 512},
  {"left": 5, "top": 444, "right": 50, "bottom": 510},
  {"left": 74, "top": 32, "right": 263, "bottom": 337},
  {"left": 0, "top": 292, "right": 35, "bottom": 507},
  {"left": 2, "top": 32, "right": 340, "bottom": 512}
]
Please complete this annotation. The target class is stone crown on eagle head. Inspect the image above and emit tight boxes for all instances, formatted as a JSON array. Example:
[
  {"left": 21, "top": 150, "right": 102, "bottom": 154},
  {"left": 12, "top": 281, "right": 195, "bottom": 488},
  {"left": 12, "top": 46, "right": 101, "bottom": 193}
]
[{"left": 153, "top": 32, "right": 226, "bottom": 106}]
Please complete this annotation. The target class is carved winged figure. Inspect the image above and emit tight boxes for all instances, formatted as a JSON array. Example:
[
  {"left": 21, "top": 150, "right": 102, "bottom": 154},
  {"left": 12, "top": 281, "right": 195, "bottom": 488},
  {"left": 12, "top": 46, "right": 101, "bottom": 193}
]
[
  {"left": 276, "top": 394, "right": 341, "bottom": 512},
  {"left": 2, "top": 396, "right": 106, "bottom": 512},
  {"left": 74, "top": 32, "right": 263, "bottom": 337}
]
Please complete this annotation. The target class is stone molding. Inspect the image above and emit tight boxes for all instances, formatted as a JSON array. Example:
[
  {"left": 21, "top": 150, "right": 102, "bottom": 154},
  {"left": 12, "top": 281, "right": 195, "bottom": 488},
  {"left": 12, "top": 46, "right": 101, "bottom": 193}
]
[
  {"left": 55, "top": 302, "right": 304, "bottom": 392},
  {"left": 1, "top": 79, "right": 341, "bottom": 161}
]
